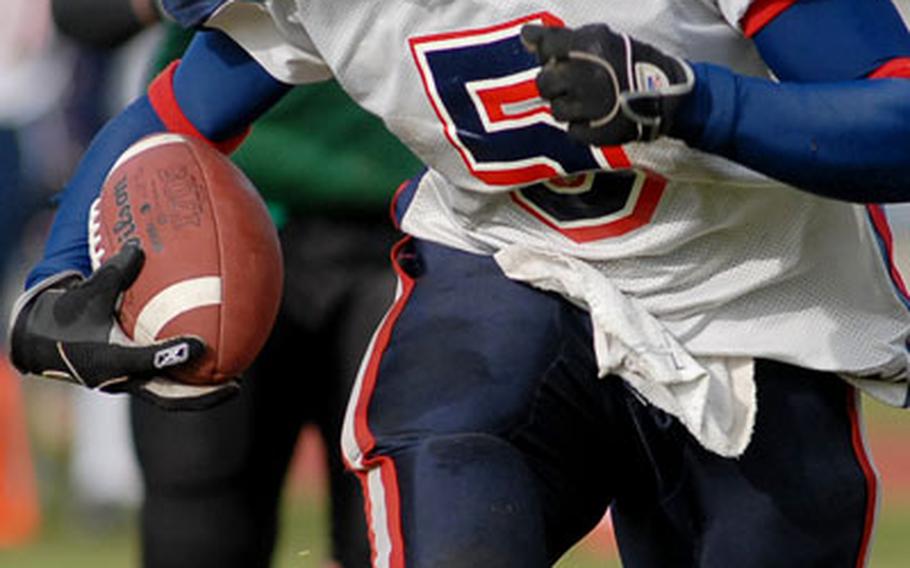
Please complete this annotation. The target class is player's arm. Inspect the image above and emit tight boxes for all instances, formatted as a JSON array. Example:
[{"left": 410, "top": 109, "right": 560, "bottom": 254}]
[
  {"left": 522, "top": 0, "right": 910, "bottom": 203},
  {"left": 673, "top": 0, "right": 910, "bottom": 202},
  {"left": 670, "top": 65, "right": 910, "bottom": 202},
  {"left": 12, "top": 29, "right": 291, "bottom": 408},
  {"left": 745, "top": 0, "right": 910, "bottom": 82},
  {"left": 30, "top": 29, "right": 289, "bottom": 286}
]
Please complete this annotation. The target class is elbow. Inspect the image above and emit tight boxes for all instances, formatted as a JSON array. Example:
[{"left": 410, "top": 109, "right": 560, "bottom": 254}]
[{"left": 817, "top": 80, "right": 910, "bottom": 203}]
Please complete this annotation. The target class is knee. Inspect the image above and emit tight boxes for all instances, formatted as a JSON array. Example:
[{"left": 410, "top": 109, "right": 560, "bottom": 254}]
[
  {"left": 131, "top": 396, "right": 252, "bottom": 492},
  {"left": 367, "top": 433, "right": 549, "bottom": 568}
]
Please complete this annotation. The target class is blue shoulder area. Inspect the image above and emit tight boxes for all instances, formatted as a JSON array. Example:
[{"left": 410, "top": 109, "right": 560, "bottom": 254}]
[
  {"left": 753, "top": 0, "right": 910, "bottom": 81},
  {"left": 161, "top": 0, "right": 231, "bottom": 28}
]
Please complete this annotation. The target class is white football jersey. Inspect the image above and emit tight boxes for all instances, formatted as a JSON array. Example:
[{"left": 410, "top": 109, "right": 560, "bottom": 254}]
[{"left": 204, "top": 0, "right": 910, "bottom": 454}]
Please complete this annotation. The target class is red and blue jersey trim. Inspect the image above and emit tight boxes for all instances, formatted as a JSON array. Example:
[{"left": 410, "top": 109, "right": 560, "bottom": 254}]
[
  {"left": 147, "top": 60, "right": 250, "bottom": 154},
  {"left": 389, "top": 170, "right": 427, "bottom": 231},
  {"left": 869, "top": 57, "right": 910, "bottom": 79},
  {"left": 866, "top": 205, "right": 910, "bottom": 312},
  {"left": 863, "top": 63, "right": 910, "bottom": 312},
  {"left": 741, "top": 0, "right": 797, "bottom": 37}
]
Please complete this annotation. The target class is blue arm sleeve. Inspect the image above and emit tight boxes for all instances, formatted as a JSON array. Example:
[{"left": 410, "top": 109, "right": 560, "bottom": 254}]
[
  {"left": 27, "top": 29, "right": 291, "bottom": 288},
  {"left": 674, "top": 63, "right": 910, "bottom": 203},
  {"left": 751, "top": 0, "right": 910, "bottom": 82},
  {"left": 28, "top": 98, "right": 165, "bottom": 287},
  {"left": 173, "top": 30, "right": 291, "bottom": 140},
  {"left": 670, "top": 0, "right": 910, "bottom": 203}
]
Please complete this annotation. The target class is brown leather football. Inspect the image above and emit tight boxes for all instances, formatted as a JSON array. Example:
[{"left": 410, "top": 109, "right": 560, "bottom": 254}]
[{"left": 89, "top": 133, "right": 283, "bottom": 385}]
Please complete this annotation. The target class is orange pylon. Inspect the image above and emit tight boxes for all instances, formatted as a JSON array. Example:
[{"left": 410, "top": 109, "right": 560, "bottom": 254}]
[{"left": 0, "top": 353, "right": 40, "bottom": 546}]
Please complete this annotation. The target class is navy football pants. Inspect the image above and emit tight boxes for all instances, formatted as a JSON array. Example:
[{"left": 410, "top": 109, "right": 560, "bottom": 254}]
[{"left": 342, "top": 238, "right": 878, "bottom": 568}]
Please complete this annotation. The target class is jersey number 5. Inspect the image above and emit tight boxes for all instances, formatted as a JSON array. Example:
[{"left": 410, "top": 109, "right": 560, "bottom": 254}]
[{"left": 409, "top": 11, "right": 666, "bottom": 243}]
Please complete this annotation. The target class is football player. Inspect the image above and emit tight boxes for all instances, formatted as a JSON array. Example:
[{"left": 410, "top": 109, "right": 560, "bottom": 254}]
[{"left": 13, "top": 0, "right": 910, "bottom": 566}]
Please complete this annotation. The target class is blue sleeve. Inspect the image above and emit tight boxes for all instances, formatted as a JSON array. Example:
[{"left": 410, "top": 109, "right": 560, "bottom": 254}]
[
  {"left": 669, "top": 0, "right": 910, "bottom": 203},
  {"left": 751, "top": 0, "right": 910, "bottom": 82},
  {"left": 160, "top": 0, "right": 227, "bottom": 28},
  {"left": 673, "top": 63, "right": 910, "bottom": 203},
  {"left": 27, "top": 29, "right": 291, "bottom": 288},
  {"left": 27, "top": 99, "right": 165, "bottom": 287},
  {"left": 173, "top": 30, "right": 291, "bottom": 140}
]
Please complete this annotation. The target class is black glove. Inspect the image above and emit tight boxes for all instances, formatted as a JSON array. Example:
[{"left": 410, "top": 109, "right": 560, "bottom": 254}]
[
  {"left": 521, "top": 23, "right": 694, "bottom": 146},
  {"left": 10, "top": 244, "right": 238, "bottom": 410}
]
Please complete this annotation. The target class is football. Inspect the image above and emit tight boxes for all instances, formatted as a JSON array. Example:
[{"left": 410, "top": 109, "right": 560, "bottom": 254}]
[{"left": 89, "top": 132, "right": 283, "bottom": 385}]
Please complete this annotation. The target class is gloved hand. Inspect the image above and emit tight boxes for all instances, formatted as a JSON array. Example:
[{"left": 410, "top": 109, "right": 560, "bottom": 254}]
[
  {"left": 521, "top": 23, "right": 694, "bottom": 146},
  {"left": 9, "top": 244, "right": 239, "bottom": 410}
]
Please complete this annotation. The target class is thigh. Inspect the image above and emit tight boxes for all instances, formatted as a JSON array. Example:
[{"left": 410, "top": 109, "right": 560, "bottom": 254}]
[
  {"left": 351, "top": 238, "right": 570, "bottom": 446},
  {"left": 342, "top": 238, "right": 620, "bottom": 566},
  {"left": 612, "top": 360, "right": 877, "bottom": 568}
]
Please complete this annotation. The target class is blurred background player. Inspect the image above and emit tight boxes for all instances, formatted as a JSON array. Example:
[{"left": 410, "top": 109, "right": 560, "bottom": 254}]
[{"left": 51, "top": 1, "right": 421, "bottom": 566}]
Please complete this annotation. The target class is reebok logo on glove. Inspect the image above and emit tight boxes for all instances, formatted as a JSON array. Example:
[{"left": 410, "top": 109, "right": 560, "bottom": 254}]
[{"left": 153, "top": 342, "right": 193, "bottom": 369}]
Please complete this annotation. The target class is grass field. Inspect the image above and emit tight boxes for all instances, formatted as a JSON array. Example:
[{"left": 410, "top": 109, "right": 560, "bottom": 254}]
[
  {"left": 4, "top": 501, "right": 910, "bottom": 568},
  {"left": 2, "top": 398, "right": 910, "bottom": 567}
]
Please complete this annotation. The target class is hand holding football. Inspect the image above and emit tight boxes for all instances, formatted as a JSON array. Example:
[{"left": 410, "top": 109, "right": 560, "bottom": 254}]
[{"left": 89, "top": 133, "right": 283, "bottom": 385}]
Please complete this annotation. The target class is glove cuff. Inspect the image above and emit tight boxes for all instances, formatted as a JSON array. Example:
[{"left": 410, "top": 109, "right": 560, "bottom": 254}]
[
  {"left": 8, "top": 271, "right": 84, "bottom": 344},
  {"left": 619, "top": 54, "right": 695, "bottom": 139}
]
